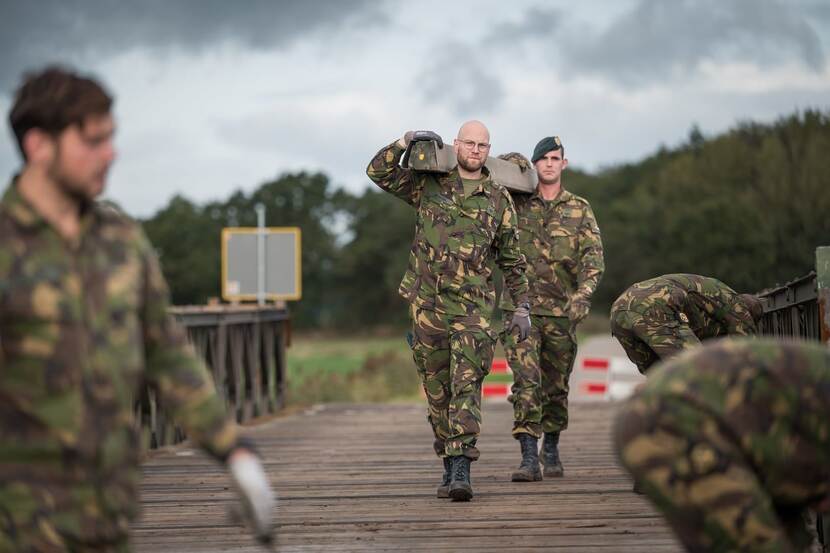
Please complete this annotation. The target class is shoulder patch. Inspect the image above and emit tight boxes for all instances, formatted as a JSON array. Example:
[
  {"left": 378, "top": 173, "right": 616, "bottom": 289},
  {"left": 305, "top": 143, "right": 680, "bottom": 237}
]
[
  {"left": 569, "top": 193, "right": 592, "bottom": 207},
  {"left": 95, "top": 199, "right": 134, "bottom": 226}
]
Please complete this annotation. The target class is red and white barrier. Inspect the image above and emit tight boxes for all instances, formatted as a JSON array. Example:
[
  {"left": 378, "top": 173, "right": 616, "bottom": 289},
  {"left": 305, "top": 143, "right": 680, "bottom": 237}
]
[
  {"left": 575, "top": 355, "right": 642, "bottom": 400},
  {"left": 483, "top": 358, "right": 512, "bottom": 399},
  {"left": 483, "top": 349, "right": 643, "bottom": 402}
]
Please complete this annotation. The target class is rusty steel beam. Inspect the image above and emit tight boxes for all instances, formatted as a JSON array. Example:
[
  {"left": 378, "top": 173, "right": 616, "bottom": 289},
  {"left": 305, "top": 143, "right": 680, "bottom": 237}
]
[{"left": 818, "top": 246, "right": 830, "bottom": 346}]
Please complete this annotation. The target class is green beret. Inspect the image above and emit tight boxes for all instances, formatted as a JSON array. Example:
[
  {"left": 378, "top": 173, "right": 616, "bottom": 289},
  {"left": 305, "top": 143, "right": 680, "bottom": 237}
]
[{"left": 531, "top": 136, "right": 563, "bottom": 164}]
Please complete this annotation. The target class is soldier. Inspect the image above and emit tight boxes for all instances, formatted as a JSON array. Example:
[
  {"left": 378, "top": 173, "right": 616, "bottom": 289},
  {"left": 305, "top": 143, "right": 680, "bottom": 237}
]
[
  {"left": 366, "top": 121, "right": 530, "bottom": 501},
  {"left": 0, "top": 66, "right": 275, "bottom": 551},
  {"left": 613, "top": 338, "right": 830, "bottom": 552},
  {"left": 610, "top": 273, "right": 764, "bottom": 375},
  {"left": 498, "top": 137, "right": 604, "bottom": 482}
]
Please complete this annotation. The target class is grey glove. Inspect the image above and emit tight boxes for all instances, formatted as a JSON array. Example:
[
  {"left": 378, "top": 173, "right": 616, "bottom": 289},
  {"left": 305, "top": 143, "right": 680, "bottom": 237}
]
[
  {"left": 406, "top": 130, "right": 443, "bottom": 148},
  {"left": 569, "top": 294, "right": 591, "bottom": 324},
  {"left": 228, "top": 449, "right": 276, "bottom": 545},
  {"left": 510, "top": 303, "right": 531, "bottom": 343},
  {"left": 401, "top": 130, "right": 445, "bottom": 167}
]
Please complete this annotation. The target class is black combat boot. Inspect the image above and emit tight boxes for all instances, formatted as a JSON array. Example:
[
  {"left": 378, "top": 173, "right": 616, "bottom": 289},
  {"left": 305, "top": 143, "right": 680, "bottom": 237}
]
[
  {"left": 437, "top": 457, "right": 451, "bottom": 498},
  {"left": 541, "top": 431, "right": 564, "bottom": 478},
  {"left": 511, "top": 434, "right": 543, "bottom": 482},
  {"left": 448, "top": 455, "right": 473, "bottom": 501}
]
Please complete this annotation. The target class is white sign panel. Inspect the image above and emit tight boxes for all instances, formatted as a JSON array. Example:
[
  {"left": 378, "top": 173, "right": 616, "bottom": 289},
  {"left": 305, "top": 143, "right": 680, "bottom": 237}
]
[{"left": 221, "top": 227, "right": 302, "bottom": 301}]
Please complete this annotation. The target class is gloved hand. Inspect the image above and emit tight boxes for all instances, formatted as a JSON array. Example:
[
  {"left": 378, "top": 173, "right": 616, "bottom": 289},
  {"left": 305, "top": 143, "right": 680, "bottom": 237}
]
[
  {"left": 497, "top": 152, "right": 531, "bottom": 172},
  {"left": 569, "top": 294, "right": 591, "bottom": 324},
  {"left": 400, "top": 130, "right": 444, "bottom": 148},
  {"left": 228, "top": 448, "right": 276, "bottom": 545},
  {"left": 510, "top": 303, "right": 531, "bottom": 343},
  {"left": 410, "top": 130, "right": 443, "bottom": 148}
]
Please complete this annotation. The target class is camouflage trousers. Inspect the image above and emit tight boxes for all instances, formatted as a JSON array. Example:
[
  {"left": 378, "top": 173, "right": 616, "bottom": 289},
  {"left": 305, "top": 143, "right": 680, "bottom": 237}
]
[
  {"left": 409, "top": 304, "right": 496, "bottom": 460},
  {"left": 0, "top": 480, "right": 132, "bottom": 553},
  {"left": 610, "top": 308, "right": 700, "bottom": 374},
  {"left": 614, "top": 393, "right": 817, "bottom": 553},
  {"left": 500, "top": 314, "right": 576, "bottom": 438}
]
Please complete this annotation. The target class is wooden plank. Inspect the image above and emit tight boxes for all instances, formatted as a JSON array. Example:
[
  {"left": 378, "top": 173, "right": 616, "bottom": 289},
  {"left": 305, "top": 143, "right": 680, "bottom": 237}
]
[{"left": 133, "top": 401, "right": 682, "bottom": 551}]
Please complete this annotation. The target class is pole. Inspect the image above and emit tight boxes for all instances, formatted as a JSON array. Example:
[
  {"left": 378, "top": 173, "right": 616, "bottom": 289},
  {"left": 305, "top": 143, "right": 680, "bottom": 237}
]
[{"left": 256, "top": 203, "right": 266, "bottom": 307}]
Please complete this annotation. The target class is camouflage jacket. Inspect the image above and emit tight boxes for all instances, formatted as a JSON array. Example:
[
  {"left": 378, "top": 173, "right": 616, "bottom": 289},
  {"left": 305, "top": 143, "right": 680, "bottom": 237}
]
[
  {"left": 500, "top": 188, "right": 604, "bottom": 317},
  {"left": 367, "top": 141, "right": 529, "bottom": 317},
  {"left": 611, "top": 273, "right": 758, "bottom": 338},
  {"left": 636, "top": 338, "right": 830, "bottom": 508},
  {"left": 0, "top": 180, "right": 238, "bottom": 542}
]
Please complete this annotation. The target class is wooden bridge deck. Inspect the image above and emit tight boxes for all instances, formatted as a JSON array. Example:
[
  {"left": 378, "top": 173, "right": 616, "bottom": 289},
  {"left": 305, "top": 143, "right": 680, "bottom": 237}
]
[{"left": 133, "top": 401, "right": 682, "bottom": 552}]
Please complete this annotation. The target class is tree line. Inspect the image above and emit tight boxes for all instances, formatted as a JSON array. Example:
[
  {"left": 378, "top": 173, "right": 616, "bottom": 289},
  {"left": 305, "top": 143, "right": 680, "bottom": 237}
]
[{"left": 142, "top": 109, "right": 830, "bottom": 330}]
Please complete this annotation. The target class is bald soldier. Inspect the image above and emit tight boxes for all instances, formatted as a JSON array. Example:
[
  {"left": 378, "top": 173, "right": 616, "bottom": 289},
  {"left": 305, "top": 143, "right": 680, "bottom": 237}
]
[
  {"left": 614, "top": 338, "right": 830, "bottom": 552},
  {"left": 498, "top": 137, "right": 604, "bottom": 482},
  {"left": 610, "top": 273, "right": 763, "bottom": 375},
  {"left": 366, "top": 121, "right": 530, "bottom": 501},
  {"left": 0, "top": 66, "right": 274, "bottom": 551}
]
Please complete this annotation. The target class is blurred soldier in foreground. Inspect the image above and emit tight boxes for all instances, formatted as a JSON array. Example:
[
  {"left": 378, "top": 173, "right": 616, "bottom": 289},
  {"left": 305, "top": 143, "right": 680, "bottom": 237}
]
[
  {"left": 498, "top": 138, "right": 603, "bottom": 482},
  {"left": 366, "top": 121, "right": 530, "bottom": 501},
  {"left": 610, "top": 273, "right": 763, "bottom": 375},
  {"left": 0, "top": 66, "right": 275, "bottom": 551},
  {"left": 614, "top": 338, "right": 829, "bottom": 552}
]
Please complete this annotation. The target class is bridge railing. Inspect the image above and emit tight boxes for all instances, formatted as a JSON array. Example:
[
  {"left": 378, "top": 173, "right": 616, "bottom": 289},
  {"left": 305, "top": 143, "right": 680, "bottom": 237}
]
[
  {"left": 135, "top": 305, "right": 290, "bottom": 449},
  {"left": 756, "top": 246, "right": 829, "bottom": 548}
]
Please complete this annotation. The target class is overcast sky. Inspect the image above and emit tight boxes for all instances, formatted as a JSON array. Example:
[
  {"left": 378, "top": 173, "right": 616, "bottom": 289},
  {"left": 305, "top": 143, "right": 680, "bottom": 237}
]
[{"left": 1, "top": 0, "right": 828, "bottom": 217}]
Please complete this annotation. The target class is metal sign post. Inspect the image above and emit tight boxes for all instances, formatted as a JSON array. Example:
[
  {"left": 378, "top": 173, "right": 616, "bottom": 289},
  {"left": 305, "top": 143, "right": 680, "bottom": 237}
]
[{"left": 255, "top": 203, "right": 266, "bottom": 306}]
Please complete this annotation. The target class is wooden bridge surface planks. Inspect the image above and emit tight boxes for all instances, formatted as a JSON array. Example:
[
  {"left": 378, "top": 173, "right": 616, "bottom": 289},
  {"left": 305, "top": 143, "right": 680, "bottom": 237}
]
[{"left": 133, "top": 401, "right": 682, "bottom": 552}]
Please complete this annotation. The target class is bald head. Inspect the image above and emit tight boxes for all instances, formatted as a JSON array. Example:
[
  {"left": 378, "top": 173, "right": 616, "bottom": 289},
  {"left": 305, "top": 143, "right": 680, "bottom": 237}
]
[
  {"left": 453, "top": 120, "right": 491, "bottom": 177},
  {"left": 457, "top": 120, "right": 490, "bottom": 143}
]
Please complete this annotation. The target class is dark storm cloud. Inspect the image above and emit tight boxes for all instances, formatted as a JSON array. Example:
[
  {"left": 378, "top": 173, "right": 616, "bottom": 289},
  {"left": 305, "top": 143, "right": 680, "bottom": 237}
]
[
  {"left": 565, "top": 0, "right": 826, "bottom": 85},
  {"left": 0, "top": 0, "right": 379, "bottom": 92},
  {"left": 416, "top": 42, "right": 505, "bottom": 117}
]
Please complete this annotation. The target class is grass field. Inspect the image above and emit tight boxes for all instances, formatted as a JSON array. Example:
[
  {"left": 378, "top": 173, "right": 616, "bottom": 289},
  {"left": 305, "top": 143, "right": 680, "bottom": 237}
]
[
  {"left": 285, "top": 314, "right": 609, "bottom": 407},
  {"left": 286, "top": 333, "right": 420, "bottom": 405}
]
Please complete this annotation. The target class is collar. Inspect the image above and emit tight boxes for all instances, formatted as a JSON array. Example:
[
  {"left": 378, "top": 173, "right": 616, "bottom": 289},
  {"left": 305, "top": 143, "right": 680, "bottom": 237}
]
[
  {"left": 1, "top": 175, "right": 99, "bottom": 236},
  {"left": 450, "top": 166, "right": 493, "bottom": 197},
  {"left": 1, "top": 175, "right": 45, "bottom": 229},
  {"left": 530, "top": 186, "right": 572, "bottom": 206}
]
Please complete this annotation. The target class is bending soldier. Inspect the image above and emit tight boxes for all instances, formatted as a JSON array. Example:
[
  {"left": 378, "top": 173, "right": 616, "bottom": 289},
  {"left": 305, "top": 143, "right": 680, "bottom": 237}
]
[
  {"left": 366, "top": 121, "right": 530, "bottom": 501},
  {"left": 610, "top": 273, "right": 763, "bottom": 374},
  {"left": 614, "top": 338, "right": 830, "bottom": 552},
  {"left": 0, "top": 66, "right": 275, "bottom": 551},
  {"left": 498, "top": 137, "right": 604, "bottom": 482}
]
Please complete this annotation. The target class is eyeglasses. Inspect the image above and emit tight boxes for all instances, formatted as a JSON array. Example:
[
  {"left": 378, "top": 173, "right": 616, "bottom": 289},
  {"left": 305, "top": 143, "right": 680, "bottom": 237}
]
[{"left": 457, "top": 139, "right": 491, "bottom": 151}]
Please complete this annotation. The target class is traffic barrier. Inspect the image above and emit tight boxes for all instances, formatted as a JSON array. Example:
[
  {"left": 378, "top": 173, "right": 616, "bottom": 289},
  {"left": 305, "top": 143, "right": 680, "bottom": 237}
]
[
  {"left": 484, "top": 358, "right": 511, "bottom": 399},
  {"left": 577, "top": 356, "right": 642, "bottom": 400},
  {"left": 578, "top": 357, "right": 610, "bottom": 398}
]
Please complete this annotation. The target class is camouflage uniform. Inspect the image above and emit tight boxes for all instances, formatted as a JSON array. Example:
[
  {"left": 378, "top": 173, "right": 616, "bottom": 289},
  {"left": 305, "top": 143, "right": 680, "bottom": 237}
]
[
  {"left": 610, "top": 273, "right": 760, "bottom": 375},
  {"left": 0, "top": 180, "right": 239, "bottom": 551},
  {"left": 367, "top": 141, "right": 529, "bottom": 459},
  {"left": 613, "top": 338, "right": 830, "bottom": 553},
  {"left": 500, "top": 188, "right": 604, "bottom": 437}
]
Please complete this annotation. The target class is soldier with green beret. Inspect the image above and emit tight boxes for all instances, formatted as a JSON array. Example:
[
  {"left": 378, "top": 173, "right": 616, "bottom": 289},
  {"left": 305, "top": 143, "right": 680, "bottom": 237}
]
[
  {"left": 0, "top": 66, "right": 275, "bottom": 551},
  {"left": 610, "top": 273, "right": 764, "bottom": 375},
  {"left": 614, "top": 338, "right": 830, "bottom": 552},
  {"left": 498, "top": 136, "right": 604, "bottom": 482},
  {"left": 366, "top": 121, "right": 531, "bottom": 501}
]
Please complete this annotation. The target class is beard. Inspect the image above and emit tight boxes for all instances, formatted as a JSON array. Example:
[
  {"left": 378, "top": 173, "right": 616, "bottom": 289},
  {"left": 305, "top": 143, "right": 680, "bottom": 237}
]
[
  {"left": 457, "top": 153, "right": 485, "bottom": 173},
  {"left": 47, "top": 158, "right": 101, "bottom": 209}
]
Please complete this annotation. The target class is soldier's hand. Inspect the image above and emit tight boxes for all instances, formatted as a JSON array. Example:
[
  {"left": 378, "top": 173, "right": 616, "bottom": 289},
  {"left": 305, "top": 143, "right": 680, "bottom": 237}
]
[
  {"left": 400, "top": 130, "right": 443, "bottom": 149},
  {"left": 497, "top": 152, "right": 531, "bottom": 172},
  {"left": 510, "top": 303, "right": 531, "bottom": 343},
  {"left": 398, "top": 131, "right": 414, "bottom": 148},
  {"left": 228, "top": 448, "right": 276, "bottom": 545},
  {"left": 570, "top": 295, "right": 591, "bottom": 324},
  {"left": 411, "top": 130, "right": 443, "bottom": 148}
]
